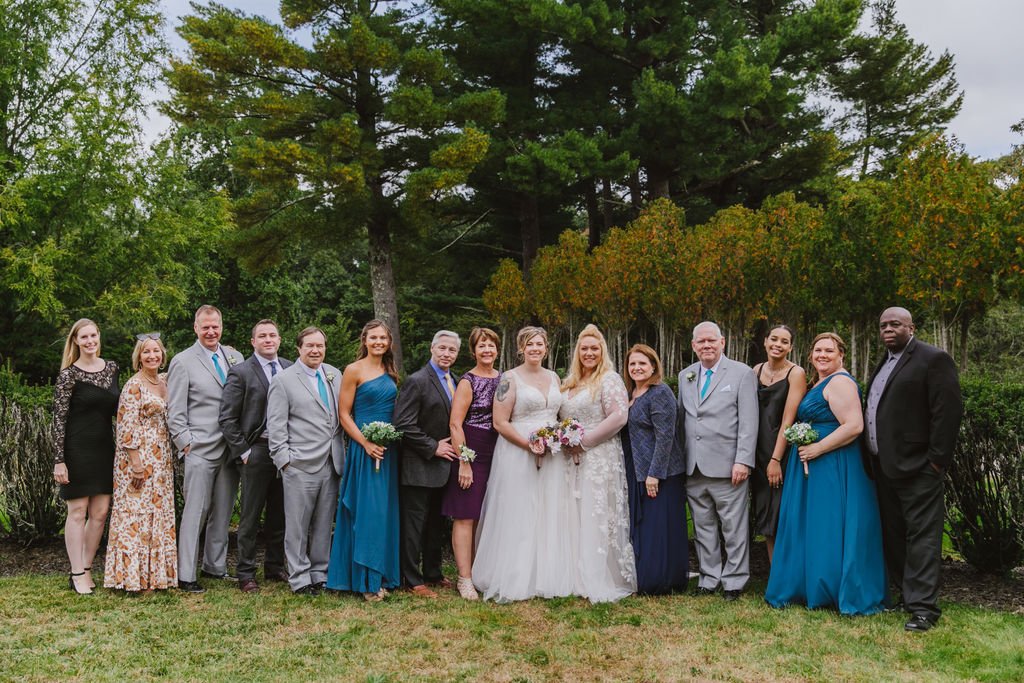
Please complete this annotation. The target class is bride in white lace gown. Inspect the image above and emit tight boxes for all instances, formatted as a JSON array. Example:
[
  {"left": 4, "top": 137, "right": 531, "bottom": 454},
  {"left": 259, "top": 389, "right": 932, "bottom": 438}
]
[
  {"left": 560, "top": 324, "right": 637, "bottom": 602},
  {"left": 473, "top": 327, "right": 576, "bottom": 602}
]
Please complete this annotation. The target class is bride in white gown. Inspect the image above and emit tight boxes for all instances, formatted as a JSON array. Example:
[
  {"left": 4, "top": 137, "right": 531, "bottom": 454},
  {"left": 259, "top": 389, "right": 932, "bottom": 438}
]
[
  {"left": 473, "top": 326, "right": 576, "bottom": 602},
  {"left": 560, "top": 324, "right": 637, "bottom": 602}
]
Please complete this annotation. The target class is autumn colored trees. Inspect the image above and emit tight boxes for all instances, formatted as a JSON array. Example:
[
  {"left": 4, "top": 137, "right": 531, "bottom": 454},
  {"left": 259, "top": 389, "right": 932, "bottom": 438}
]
[{"left": 485, "top": 136, "right": 1023, "bottom": 378}]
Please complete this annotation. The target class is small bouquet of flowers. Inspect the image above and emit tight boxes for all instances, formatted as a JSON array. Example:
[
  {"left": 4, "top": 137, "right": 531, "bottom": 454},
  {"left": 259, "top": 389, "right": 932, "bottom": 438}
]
[
  {"left": 554, "top": 417, "right": 586, "bottom": 465},
  {"left": 361, "top": 421, "right": 403, "bottom": 472},
  {"left": 783, "top": 422, "right": 818, "bottom": 478},
  {"left": 528, "top": 424, "right": 559, "bottom": 469},
  {"left": 458, "top": 444, "right": 477, "bottom": 463}
]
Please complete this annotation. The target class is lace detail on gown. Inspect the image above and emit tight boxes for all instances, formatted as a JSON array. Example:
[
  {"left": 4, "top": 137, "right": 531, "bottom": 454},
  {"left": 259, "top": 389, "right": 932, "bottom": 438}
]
[
  {"left": 472, "top": 369, "right": 576, "bottom": 602},
  {"left": 560, "top": 371, "right": 637, "bottom": 602}
]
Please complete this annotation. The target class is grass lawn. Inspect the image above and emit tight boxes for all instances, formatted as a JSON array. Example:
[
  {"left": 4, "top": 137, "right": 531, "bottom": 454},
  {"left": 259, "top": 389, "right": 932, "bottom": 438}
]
[{"left": 2, "top": 574, "right": 1021, "bottom": 682}]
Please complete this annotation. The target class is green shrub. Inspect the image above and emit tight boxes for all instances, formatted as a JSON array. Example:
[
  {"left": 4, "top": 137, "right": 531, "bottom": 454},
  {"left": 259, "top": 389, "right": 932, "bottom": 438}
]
[
  {"left": 0, "top": 360, "right": 53, "bottom": 409},
  {"left": 945, "top": 378, "right": 1024, "bottom": 575},
  {"left": 0, "top": 396, "right": 65, "bottom": 542}
]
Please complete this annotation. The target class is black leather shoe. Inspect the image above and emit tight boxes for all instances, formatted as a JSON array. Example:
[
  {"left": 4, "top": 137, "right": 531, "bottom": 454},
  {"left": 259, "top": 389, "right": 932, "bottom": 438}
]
[
  {"left": 201, "top": 570, "right": 237, "bottom": 582},
  {"left": 723, "top": 589, "right": 743, "bottom": 602},
  {"left": 904, "top": 615, "right": 936, "bottom": 632},
  {"left": 294, "top": 584, "right": 321, "bottom": 596},
  {"left": 178, "top": 580, "right": 207, "bottom": 594},
  {"left": 694, "top": 587, "right": 717, "bottom": 597},
  {"left": 265, "top": 570, "right": 290, "bottom": 583}
]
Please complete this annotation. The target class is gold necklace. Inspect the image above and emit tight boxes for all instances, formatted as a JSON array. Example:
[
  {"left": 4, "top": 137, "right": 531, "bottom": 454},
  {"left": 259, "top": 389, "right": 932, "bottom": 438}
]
[{"left": 142, "top": 373, "right": 160, "bottom": 386}]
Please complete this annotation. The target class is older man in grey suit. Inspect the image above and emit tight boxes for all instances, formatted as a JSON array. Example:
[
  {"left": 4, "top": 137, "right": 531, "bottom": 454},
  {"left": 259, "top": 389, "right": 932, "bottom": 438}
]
[
  {"left": 267, "top": 326, "right": 344, "bottom": 596},
  {"left": 678, "top": 321, "right": 758, "bottom": 600},
  {"left": 168, "top": 304, "right": 246, "bottom": 593}
]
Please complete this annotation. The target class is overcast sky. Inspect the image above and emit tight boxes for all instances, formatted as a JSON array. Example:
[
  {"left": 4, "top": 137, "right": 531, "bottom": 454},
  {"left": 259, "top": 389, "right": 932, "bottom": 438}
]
[{"left": 156, "top": 0, "right": 1024, "bottom": 160}]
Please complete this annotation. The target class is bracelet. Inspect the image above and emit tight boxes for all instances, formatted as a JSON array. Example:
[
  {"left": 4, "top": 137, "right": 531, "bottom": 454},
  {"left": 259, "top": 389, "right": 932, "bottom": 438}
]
[
  {"left": 771, "top": 457, "right": 781, "bottom": 463},
  {"left": 131, "top": 466, "right": 144, "bottom": 473}
]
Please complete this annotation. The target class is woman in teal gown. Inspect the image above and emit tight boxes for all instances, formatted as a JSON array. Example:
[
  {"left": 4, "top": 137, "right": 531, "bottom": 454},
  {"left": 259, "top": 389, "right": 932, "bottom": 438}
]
[
  {"left": 327, "top": 321, "right": 401, "bottom": 600},
  {"left": 766, "top": 332, "right": 887, "bottom": 615}
]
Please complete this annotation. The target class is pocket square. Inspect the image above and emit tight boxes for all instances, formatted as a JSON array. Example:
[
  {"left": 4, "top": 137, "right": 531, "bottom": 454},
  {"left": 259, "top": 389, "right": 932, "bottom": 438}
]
[{"left": 719, "top": 385, "right": 733, "bottom": 392}]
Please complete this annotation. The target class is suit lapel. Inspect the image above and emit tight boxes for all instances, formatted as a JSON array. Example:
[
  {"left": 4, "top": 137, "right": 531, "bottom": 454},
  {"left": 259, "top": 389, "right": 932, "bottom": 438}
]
[
  {"left": 698, "top": 362, "right": 727, "bottom": 406},
  {"left": 192, "top": 342, "right": 222, "bottom": 386},
  {"left": 427, "top": 368, "right": 452, "bottom": 413},
  {"left": 879, "top": 338, "right": 916, "bottom": 403},
  {"left": 250, "top": 356, "right": 269, "bottom": 391},
  {"left": 295, "top": 366, "right": 326, "bottom": 412}
]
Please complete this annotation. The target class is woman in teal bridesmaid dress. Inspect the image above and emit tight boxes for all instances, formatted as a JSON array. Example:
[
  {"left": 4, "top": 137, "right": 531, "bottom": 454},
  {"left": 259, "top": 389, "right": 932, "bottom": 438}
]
[
  {"left": 766, "top": 332, "right": 887, "bottom": 615},
  {"left": 327, "top": 321, "right": 401, "bottom": 601}
]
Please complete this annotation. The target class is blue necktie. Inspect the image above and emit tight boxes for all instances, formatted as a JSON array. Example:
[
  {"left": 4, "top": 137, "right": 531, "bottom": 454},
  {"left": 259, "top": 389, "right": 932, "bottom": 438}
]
[
  {"left": 269, "top": 360, "right": 278, "bottom": 377},
  {"left": 212, "top": 353, "right": 226, "bottom": 383},
  {"left": 700, "top": 368, "right": 713, "bottom": 399},
  {"left": 316, "top": 372, "right": 329, "bottom": 408}
]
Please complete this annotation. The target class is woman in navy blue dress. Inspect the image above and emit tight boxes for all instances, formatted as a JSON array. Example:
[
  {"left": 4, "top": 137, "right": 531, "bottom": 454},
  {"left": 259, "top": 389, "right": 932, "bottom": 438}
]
[
  {"left": 766, "top": 332, "right": 887, "bottom": 615},
  {"left": 622, "top": 344, "right": 689, "bottom": 595},
  {"left": 327, "top": 320, "right": 401, "bottom": 601}
]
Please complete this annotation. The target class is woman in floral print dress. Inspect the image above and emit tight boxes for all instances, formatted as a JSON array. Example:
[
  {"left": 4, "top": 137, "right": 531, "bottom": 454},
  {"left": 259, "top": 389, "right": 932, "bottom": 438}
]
[{"left": 104, "top": 334, "right": 178, "bottom": 592}]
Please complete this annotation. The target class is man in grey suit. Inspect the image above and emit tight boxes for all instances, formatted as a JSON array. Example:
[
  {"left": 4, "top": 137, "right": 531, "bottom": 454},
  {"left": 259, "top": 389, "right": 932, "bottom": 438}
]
[
  {"left": 678, "top": 321, "right": 758, "bottom": 600},
  {"left": 219, "top": 319, "right": 292, "bottom": 593},
  {"left": 168, "top": 304, "right": 246, "bottom": 593},
  {"left": 267, "top": 326, "right": 344, "bottom": 596},
  {"left": 393, "top": 330, "right": 460, "bottom": 598}
]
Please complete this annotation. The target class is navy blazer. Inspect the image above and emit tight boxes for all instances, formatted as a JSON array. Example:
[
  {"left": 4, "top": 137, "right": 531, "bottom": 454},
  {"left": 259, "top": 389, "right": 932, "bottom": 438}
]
[{"left": 626, "top": 383, "right": 685, "bottom": 481}]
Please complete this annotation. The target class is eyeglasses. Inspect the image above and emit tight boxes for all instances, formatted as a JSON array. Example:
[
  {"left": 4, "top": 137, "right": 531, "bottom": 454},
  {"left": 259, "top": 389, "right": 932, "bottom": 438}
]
[{"left": 136, "top": 332, "right": 162, "bottom": 341}]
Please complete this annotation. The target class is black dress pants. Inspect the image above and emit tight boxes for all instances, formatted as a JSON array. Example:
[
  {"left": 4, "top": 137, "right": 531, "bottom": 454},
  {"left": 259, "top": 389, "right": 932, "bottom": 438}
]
[
  {"left": 876, "top": 464, "right": 945, "bottom": 621},
  {"left": 236, "top": 441, "right": 286, "bottom": 580},
  {"left": 400, "top": 484, "right": 445, "bottom": 586}
]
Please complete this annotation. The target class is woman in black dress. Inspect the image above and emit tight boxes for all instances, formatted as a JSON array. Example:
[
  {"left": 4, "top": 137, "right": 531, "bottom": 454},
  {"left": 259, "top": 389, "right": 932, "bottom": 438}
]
[
  {"left": 52, "top": 319, "right": 120, "bottom": 594},
  {"left": 750, "top": 324, "right": 806, "bottom": 563}
]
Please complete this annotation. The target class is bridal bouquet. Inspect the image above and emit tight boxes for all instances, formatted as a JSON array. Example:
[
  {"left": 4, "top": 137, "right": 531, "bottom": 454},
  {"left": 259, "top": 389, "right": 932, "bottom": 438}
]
[
  {"left": 361, "top": 421, "right": 403, "bottom": 472},
  {"left": 783, "top": 422, "right": 818, "bottom": 478},
  {"left": 528, "top": 424, "right": 559, "bottom": 469},
  {"left": 554, "top": 417, "right": 586, "bottom": 465}
]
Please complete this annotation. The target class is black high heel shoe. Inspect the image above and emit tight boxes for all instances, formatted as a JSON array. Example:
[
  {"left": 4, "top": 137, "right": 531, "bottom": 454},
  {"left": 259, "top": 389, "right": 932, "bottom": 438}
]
[{"left": 69, "top": 571, "right": 93, "bottom": 595}]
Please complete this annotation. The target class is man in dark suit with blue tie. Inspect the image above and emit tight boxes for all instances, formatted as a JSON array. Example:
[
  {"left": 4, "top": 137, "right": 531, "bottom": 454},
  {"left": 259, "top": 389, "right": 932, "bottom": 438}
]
[
  {"left": 865, "top": 307, "right": 963, "bottom": 632},
  {"left": 394, "top": 330, "right": 461, "bottom": 598},
  {"left": 219, "top": 319, "right": 293, "bottom": 593}
]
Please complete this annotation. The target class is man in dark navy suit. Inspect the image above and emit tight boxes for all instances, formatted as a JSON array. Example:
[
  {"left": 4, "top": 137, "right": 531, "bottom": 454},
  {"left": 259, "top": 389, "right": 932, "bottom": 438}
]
[
  {"left": 393, "top": 330, "right": 461, "bottom": 598},
  {"left": 219, "top": 319, "right": 293, "bottom": 593}
]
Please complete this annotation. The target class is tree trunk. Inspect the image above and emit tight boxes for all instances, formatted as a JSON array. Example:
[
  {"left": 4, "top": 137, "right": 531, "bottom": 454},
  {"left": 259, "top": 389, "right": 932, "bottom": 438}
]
[
  {"left": 585, "top": 182, "right": 601, "bottom": 251},
  {"left": 367, "top": 214, "right": 404, "bottom": 372},
  {"left": 958, "top": 313, "right": 969, "bottom": 374},
  {"left": 647, "top": 166, "right": 671, "bottom": 199},
  {"left": 602, "top": 178, "right": 615, "bottom": 232},
  {"left": 519, "top": 192, "right": 540, "bottom": 278}
]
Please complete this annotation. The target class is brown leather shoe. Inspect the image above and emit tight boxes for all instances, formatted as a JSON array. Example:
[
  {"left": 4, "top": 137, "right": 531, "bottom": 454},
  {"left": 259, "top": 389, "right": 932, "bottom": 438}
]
[
  {"left": 409, "top": 584, "right": 438, "bottom": 599},
  {"left": 430, "top": 577, "right": 453, "bottom": 589},
  {"left": 239, "top": 578, "right": 259, "bottom": 594}
]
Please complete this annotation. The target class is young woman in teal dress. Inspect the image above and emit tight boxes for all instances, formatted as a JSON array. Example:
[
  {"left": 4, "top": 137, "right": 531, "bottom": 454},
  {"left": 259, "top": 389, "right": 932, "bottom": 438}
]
[
  {"left": 327, "top": 320, "right": 401, "bottom": 601},
  {"left": 765, "top": 332, "right": 887, "bottom": 615}
]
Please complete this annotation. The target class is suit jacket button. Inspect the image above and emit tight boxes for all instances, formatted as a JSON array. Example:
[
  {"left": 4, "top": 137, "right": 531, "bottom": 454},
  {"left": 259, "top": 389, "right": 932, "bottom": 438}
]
[{"left": 696, "top": 436, "right": 701, "bottom": 440}]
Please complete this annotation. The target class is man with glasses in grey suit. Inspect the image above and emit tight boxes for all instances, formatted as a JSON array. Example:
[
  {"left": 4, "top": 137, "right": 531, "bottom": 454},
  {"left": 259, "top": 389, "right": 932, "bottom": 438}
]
[
  {"left": 267, "top": 326, "right": 344, "bottom": 596},
  {"left": 678, "top": 321, "right": 758, "bottom": 601},
  {"left": 168, "top": 304, "right": 245, "bottom": 594}
]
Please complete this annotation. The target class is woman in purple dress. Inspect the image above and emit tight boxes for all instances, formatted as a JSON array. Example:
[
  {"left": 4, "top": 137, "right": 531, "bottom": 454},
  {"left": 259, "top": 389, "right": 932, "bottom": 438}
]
[{"left": 443, "top": 327, "right": 501, "bottom": 600}]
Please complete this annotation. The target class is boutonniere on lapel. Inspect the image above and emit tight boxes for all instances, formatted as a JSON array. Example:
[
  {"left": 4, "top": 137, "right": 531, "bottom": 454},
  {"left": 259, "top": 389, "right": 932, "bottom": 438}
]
[
  {"left": 685, "top": 371, "right": 696, "bottom": 383},
  {"left": 227, "top": 354, "right": 240, "bottom": 366},
  {"left": 325, "top": 372, "right": 336, "bottom": 384}
]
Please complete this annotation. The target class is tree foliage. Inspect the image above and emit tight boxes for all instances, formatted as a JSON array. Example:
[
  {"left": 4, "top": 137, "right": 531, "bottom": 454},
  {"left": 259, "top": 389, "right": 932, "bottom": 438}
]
[{"left": 166, "top": 0, "right": 504, "bottom": 370}]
